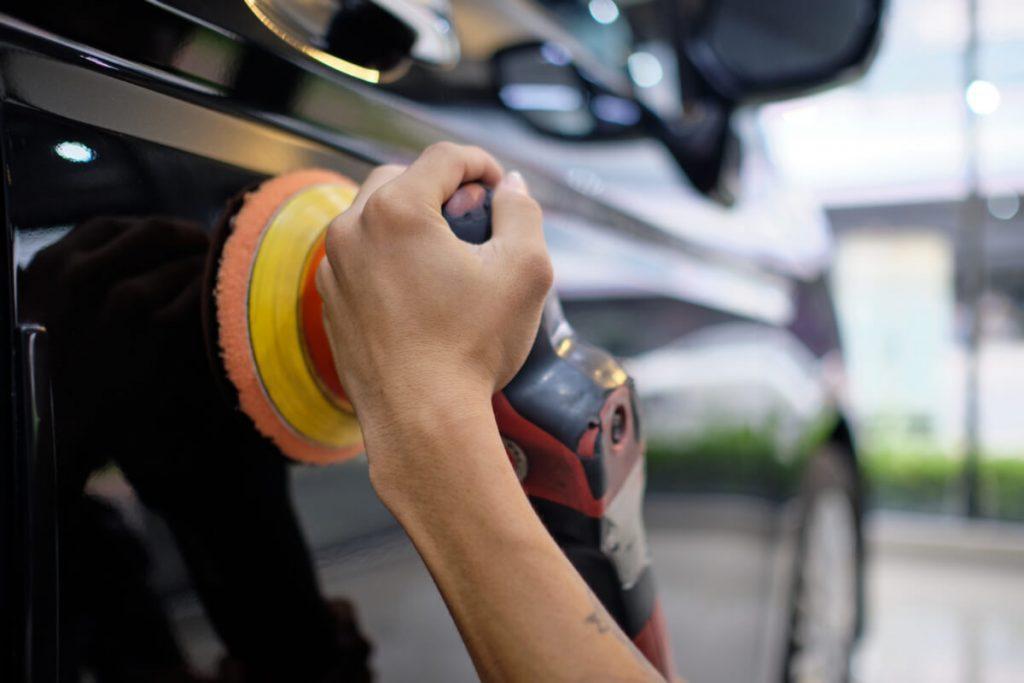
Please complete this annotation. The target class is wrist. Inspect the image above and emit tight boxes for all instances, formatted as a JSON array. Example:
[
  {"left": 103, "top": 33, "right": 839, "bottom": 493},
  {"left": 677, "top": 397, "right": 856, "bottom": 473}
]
[
  {"left": 359, "top": 383, "right": 502, "bottom": 510},
  {"left": 369, "top": 406, "right": 537, "bottom": 563}
]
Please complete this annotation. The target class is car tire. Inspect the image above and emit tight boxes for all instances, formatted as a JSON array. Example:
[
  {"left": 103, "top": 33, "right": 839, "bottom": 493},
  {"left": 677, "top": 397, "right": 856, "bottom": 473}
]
[{"left": 782, "top": 443, "right": 863, "bottom": 683}]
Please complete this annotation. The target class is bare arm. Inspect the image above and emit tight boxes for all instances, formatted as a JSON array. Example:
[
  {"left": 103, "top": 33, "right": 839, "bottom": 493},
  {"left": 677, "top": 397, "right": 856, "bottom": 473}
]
[
  {"left": 316, "top": 143, "right": 665, "bottom": 682},
  {"left": 370, "top": 402, "right": 662, "bottom": 682}
]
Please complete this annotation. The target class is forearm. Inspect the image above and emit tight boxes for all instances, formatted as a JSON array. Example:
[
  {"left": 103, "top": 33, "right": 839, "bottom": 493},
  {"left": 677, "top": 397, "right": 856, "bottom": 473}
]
[
  {"left": 316, "top": 145, "right": 662, "bottom": 680},
  {"left": 365, "top": 398, "right": 664, "bottom": 683}
]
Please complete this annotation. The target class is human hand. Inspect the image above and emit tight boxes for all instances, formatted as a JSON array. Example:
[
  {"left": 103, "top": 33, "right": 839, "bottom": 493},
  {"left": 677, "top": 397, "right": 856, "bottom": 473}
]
[{"left": 315, "top": 143, "right": 552, "bottom": 484}]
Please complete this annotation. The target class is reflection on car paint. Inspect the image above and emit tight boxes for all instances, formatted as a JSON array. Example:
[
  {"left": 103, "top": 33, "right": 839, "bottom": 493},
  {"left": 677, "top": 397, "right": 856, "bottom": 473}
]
[{"left": 10, "top": 103, "right": 380, "bottom": 678}]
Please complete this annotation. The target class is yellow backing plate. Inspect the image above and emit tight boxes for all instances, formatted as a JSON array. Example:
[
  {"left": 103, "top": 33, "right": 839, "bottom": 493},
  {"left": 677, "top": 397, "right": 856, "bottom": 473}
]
[{"left": 248, "top": 183, "right": 361, "bottom": 449}]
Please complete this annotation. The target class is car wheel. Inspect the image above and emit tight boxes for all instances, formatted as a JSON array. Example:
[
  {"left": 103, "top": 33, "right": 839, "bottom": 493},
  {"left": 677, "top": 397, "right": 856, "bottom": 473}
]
[{"left": 783, "top": 444, "right": 862, "bottom": 683}]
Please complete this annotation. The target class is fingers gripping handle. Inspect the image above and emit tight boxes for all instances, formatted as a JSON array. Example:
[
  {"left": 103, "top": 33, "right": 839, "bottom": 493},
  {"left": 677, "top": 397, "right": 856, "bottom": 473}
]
[
  {"left": 297, "top": 181, "right": 494, "bottom": 412},
  {"left": 442, "top": 183, "right": 492, "bottom": 244}
]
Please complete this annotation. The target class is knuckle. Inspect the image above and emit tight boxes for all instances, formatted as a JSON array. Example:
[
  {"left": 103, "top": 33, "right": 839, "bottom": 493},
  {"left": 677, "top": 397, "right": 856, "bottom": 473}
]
[
  {"left": 324, "top": 213, "right": 354, "bottom": 256},
  {"left": 368, "top": 163, "right": 405, "bottom": 182},
  {"left": 425, "top": 141, "right": 459, "bottom": 159},
  {"left": 458, "top": 144, "right": 487, "bottom": 161},
  {"left": 362, "top": 186, "right": 397, "bottom": 222},
  {"left": 365, "top": 189, "right": 420, "bottom": 233},
  {"left": 520, "top": 246, "right": 554, "bottom": 294}
]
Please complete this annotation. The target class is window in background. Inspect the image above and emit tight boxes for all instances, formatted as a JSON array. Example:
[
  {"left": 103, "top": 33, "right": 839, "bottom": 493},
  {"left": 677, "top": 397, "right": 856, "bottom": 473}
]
[{"left": 761, "top": 0, "right": 1024, "bottom": 519}]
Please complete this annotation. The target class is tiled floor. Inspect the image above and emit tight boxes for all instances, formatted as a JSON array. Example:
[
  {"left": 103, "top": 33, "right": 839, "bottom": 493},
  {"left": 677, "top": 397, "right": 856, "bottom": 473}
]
[
  {"left": 174, "top": 510, "right": 1024, "bottom": 681},
  {"left": 310, "top": 513, "right": 1024, "bottom": 683},
  {"left": 854, "top": 516, "right": 1024, "bottom": 683}
]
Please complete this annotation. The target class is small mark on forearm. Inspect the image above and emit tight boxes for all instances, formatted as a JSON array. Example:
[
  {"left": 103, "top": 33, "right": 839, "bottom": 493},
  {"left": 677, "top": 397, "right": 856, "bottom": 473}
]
[{"left": 585, "top": 610, "right": 611, "bottom": 634}]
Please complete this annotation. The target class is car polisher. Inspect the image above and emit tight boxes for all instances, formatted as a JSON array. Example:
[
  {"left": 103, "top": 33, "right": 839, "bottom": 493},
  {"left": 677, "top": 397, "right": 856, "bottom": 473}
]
[{"left": 203, "top": 168, "right": 675, "bottom": 678}]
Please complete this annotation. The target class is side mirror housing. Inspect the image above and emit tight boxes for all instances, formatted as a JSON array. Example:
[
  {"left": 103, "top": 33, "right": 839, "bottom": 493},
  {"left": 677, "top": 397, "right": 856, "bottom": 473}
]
[
  {"left": 678, "top": 0, "right": 884, "bottom": 103},
  {"left": 491, "top": 0, "right": 884, "bottom": 201},
  {"left": 491, "top": 42, "right": 736, "bottom": 201}
]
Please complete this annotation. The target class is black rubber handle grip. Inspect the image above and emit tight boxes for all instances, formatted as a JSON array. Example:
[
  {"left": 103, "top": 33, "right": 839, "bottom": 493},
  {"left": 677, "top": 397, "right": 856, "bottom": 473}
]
[{"left": 442, "top": 183, "right": 492, "bottom": 245}]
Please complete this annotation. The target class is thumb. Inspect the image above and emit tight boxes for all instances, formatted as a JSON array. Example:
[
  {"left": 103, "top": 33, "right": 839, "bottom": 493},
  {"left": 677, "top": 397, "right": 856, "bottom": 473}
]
[
  {"left": 489, "top": 170, "right": 553, "bottom": 297},
  {"left": 490, "top": 171, "right": 545, "bottom": 252}
]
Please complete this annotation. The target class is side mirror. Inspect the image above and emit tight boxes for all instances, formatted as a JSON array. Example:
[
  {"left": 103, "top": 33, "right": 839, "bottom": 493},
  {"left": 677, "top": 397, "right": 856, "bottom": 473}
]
[
  {"left": 244, "top": 0, "right": 459, "bottom": 81},
  {"left": 492, "top": 0, "right": 883, "bottom": 201},
  {"left": 680, "top": 0, "right": 884, "bottom": 102},
  {"left": 492, "top": 42, "right": 735, "bottom": 201},
  {"left": 492, "top": 42, "right": 644, "bottom": 140}
]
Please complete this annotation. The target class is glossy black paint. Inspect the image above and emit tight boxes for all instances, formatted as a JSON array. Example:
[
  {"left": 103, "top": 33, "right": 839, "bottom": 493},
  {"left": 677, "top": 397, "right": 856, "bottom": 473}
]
[
  {"left": 16, "top": 325, "right": 59, "bottom": 682},
  {"left": 9, "top": 108, "right": 373, "bottom": 682}
]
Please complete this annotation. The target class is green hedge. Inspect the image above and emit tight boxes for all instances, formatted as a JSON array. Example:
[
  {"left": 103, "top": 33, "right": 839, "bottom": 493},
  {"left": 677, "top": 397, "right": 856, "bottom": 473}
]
[
  {"left": 860, "top": 452, "right": 1024, "bottom": 520},
  {"left": 645, "top": 424, "right": 802, "bottom": 498},
  {"left": 859, "top": 451, "right": 961, "bottom": 514},
  {"left": 979, "top": 458, "right": 1024, "bottom": 520},
  {"left": 645, "top": 436, "right": 1024, "bottom": 521}
]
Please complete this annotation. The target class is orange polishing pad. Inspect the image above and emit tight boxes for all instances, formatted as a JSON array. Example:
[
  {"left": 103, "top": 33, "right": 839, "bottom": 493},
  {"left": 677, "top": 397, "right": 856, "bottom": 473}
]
[{"left": 215, "top": 169, "right": 363, "bottom": 464}]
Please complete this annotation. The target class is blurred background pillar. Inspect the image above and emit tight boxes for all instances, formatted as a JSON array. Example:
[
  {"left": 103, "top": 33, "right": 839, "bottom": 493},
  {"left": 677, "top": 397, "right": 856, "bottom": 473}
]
[{"left": 961, "top": 0, "right": 984, "bottom": 517}]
